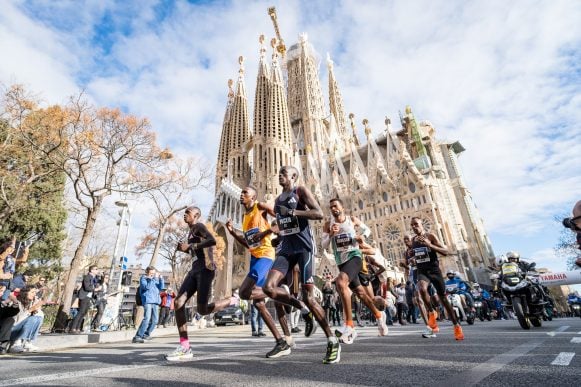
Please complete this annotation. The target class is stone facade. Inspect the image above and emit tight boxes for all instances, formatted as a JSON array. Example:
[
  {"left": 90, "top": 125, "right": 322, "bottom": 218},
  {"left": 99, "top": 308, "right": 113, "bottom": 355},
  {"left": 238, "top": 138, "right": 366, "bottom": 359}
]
[{"left": 208, "top": 31, "right": 495, "bottom": 299}]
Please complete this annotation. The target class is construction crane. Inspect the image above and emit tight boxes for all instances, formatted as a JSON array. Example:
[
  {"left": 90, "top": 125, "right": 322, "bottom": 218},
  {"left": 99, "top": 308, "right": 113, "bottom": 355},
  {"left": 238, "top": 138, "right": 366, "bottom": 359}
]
[{"left": 267, "top": 6, "right": 286, "bottom": 58}]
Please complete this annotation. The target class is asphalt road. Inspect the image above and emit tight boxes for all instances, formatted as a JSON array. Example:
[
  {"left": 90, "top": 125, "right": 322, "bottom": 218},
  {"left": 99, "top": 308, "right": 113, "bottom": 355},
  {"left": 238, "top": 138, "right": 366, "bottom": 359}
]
[{"left": 1, "top": 317, "right": 580, "bottom": 386}]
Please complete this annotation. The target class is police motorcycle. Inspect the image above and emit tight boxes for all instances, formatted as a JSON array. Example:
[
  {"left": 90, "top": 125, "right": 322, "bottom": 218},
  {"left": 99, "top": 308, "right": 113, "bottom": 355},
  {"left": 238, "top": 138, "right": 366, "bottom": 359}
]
[
  {"left": 568, "top": 293, "right": 581, "bottom": 317},
  {"left": 499, "top": 251, "right": 546, "bottom": 330},
  {"left": 471, "top": 284, "right": 492, "bottom": 322},
  {"left": 444, "top": 271, "right": 475, "bottom": 325}
]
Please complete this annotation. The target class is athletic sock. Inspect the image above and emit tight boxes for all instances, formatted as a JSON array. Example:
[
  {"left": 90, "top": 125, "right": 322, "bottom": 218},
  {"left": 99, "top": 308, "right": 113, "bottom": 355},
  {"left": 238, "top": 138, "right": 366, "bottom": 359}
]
[{"left": 180, "top": 337, "right": 190, "bottom": 349}]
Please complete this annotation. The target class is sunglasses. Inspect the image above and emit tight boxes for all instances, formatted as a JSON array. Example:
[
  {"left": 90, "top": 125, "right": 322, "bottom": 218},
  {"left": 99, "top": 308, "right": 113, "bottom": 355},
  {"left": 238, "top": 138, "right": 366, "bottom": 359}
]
[{"left": 563, "top": 215, "right": 581, "bottom": 233}]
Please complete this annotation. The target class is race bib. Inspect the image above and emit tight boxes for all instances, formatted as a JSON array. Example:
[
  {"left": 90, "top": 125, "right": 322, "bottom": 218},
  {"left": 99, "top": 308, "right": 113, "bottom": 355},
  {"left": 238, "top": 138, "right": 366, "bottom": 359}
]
[
  {"left": 277, "top": 215, "right": 300, "bottom": 236},
  {"left": 414, "top": 247, "right": 430, "bottom": 264},
  {"left": 244, "top": 227, "right": 262, "bottom": 249},
  {"left": 334, "top": 233, "right": 354, "bottom": 252}
]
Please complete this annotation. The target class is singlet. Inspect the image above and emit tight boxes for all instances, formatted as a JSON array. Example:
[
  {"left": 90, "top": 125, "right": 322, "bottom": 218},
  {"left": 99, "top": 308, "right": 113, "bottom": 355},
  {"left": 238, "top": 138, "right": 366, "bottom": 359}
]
[
  {"left": 411, "top": 236, "right": 439, "bottom": 270},
  {"left": 275, "top": 187, "right": 314, "bottom": 254},
  {"left": 330, "top": 216, "right": 361, "bottom": 265},
  {"left": 188, "top": 223, "right": 215, "bottom": 271},
  {"left": 242, "top": 203, "right": 275, "bottom": 260}
]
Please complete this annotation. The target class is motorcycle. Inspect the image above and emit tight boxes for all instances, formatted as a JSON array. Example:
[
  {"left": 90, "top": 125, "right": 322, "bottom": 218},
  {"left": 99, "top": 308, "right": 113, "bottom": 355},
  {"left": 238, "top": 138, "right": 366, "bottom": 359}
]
[
  {"left": 473, "top": 295, "right": 492, "bottom": 321},
  {"left": 499, "top": 261, "right": 545, "bottom": 329},
  {"left": 445, "top": 285, "right": 475, "bottom": 325}
]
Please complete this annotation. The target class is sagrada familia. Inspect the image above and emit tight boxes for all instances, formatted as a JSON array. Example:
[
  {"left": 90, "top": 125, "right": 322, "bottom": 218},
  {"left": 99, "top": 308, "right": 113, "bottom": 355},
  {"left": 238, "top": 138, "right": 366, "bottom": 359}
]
[{"left": 208, "top": 8, "right": 495, "bottom": 298}]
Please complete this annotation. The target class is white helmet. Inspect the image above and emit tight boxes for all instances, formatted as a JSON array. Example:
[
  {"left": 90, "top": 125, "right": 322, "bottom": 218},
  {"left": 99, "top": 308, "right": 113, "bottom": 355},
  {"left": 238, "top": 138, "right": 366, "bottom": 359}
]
[
  {"left": 446, "top": 269, "right": 456, "bottom": 276},
  {"left": 506, "top": 251, "right": 520, "bottom": 262},
  {"left": 496, "top": 255, "right": 506, "bottom": 266}
]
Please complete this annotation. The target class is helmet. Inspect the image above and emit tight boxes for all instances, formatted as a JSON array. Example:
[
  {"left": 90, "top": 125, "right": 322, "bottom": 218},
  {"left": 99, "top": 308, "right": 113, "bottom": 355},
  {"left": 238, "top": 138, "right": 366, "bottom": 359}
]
[
  {"left": 496, "top": 255, "right": 506, "bottom": 266},
  {"left": 446, "top": 270, "right": 455, "bottom": 277},
  {"left": 506, "top": 251, "right": 520, "bottom": 262},
  {"left": 473, "top": 283, "right": 480, "bottom": 288}
]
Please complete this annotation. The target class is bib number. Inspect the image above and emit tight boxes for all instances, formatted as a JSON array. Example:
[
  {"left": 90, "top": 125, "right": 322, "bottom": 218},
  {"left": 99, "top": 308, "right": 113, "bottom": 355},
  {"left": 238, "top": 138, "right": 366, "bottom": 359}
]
[
  {"left": 244, "top": 227, "right": 262, "bottom": 249},
  {"left": 414, "top": 247, "right": 431, "bottom": 264},
  {"left": 334, "top": 233, "right": 354, "bottom": 252},
  {"left": 277, "top": 215, "right": 300, "bottom": 236}
]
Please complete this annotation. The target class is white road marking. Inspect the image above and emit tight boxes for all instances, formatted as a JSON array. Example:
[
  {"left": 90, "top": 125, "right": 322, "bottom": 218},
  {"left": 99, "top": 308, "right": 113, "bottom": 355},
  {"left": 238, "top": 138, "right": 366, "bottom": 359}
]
[
  {"left": 551, "top": 352, "right": 575, "bottom": 366},
  {"left": 547, "top": 325, "right": 570, "bottom": 336},
  {"left": 571, "top": 337, "right": 581, "bottom": 343}
]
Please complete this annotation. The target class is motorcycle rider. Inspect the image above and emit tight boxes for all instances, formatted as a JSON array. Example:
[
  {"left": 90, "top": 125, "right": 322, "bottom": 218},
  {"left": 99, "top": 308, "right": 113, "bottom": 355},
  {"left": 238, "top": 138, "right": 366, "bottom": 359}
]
[{"left": 444, "top": 270, "right": 476, "bottom": 314}]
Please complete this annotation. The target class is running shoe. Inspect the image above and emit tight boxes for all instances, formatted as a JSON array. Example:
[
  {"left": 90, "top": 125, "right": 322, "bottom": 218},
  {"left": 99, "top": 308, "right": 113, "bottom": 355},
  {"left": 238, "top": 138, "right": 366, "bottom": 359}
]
[
  {"left": 377, "top": 313, "right": 389, "bottom": 336},
  {"left": 266, "top": 340, "right": 291, "bottom": 358},
  {"left": 428, "top": 311, "right": 439, "bottom": 330},
  {"left": 334, "top": 326, "right": 358, "bottom": 344},
  {"left": 421, "top": 327, "right": 437, "bottom": 338},
  {"left": 165, "top": 345, "right": 193, "bottom": 361},
  {"left": 454, "top": 324, "right": 464, "bottom": 341},
  {"left": 302, "top": 311, "right": 317, "bottom": 337},
  {"left": 23, "top": 340, "right": 40, "bottom": 352},
  {"left": 323, "top": 340, "right": 341, "bottom": 364}
]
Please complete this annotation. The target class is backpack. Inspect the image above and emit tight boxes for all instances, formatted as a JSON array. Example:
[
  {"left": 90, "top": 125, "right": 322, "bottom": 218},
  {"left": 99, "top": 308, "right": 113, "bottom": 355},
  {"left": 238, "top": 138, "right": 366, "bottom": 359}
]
[{"left": 135, "top": 286, "right": 142, "bottom": 306}]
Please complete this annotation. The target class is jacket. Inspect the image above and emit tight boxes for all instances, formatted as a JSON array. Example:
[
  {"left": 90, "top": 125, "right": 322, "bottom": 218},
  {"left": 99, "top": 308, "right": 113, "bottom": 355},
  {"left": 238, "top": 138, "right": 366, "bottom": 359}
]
[
  {"left": 79, "top": 274, "right": 97, "bottom": 300},
  {"left": 139, "top": 275, "right": 164, "bottom": 305},
  {"left": 160, "top": 290, "right": 176, "bottom": 310}
]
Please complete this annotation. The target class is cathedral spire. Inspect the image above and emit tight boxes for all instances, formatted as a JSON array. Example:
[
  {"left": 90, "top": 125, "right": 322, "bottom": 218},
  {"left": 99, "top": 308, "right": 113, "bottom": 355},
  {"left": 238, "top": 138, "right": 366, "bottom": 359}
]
[
  {"left": 227, "top": 56, "right": 251, "bottom": 188},
  {"left": 215, "top": 79, "right": 235, "bottom": 192},
  {"left": 327, "top": 53, "right": 350, "bottom": 153}
]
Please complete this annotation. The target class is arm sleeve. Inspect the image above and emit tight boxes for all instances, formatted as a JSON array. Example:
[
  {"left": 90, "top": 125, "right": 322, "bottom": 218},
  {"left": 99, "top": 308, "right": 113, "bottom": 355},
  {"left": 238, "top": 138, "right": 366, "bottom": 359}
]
[{"left": 193, "top": 223, "right": 216, "bottom": 250}]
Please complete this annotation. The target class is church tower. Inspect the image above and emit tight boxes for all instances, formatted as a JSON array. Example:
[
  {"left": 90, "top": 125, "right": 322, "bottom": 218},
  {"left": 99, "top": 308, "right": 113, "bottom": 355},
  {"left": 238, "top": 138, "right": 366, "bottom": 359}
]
[
  {"left": 250, "top": 36, "right": 294, "bottom": 199},
  {"left": 286, "top": 34, "right": 328, "bottom": 180},
  {"left": 227, "top": 56, "right": 252, "bottom": 189},
  {"left": 327, "top": 54, "right": 351, "bottom": 154},
  {"left": 215, "top": 80, "right": 235, "bottom": 192}
]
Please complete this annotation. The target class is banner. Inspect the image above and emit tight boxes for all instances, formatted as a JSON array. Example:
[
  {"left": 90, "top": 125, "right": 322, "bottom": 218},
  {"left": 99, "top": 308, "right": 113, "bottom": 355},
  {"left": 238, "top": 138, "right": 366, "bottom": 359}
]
[{"left": 538, "top": 271, "right": 581, "bottom": 286}]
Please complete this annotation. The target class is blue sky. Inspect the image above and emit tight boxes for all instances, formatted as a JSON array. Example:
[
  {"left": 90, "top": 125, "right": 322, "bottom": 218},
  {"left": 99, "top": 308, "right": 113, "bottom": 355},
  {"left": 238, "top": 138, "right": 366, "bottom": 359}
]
[{"left": 1, "top": 0, "right": 580, "bottom": 275}]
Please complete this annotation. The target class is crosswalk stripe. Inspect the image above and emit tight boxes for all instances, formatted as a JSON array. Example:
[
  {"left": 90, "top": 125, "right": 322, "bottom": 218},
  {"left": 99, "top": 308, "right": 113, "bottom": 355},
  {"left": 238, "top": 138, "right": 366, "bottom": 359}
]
[
  {"left": 571, "top": 337, "right": 581, "bottom": 344},
  {"left": 551, "top": 352, "right": 575, "bottom": 366}
]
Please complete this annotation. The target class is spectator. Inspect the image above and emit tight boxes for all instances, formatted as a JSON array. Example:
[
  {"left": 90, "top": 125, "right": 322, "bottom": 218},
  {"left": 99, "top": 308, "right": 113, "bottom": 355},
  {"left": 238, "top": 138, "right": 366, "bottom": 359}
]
[
  {"left": 0, "top": 284, "right": 19, "bottom": 354},
  {"left": 69, "top": 283, "right": 82, "bottom": 323},
  {"left": 35, "top": 277, "right": 48, "bottom": 300},
  {"left": 70, "top": 265, "right": 101, "bottom": 334},
  {"left": 132, "top": 266, "right": 164, "bottom": 343},
  {"left": 0, "top": 251, "right": 16, "bottom": 301},
  {"left": 9, "top": 286, "right": 45, "bottom": 353},
  {"left": 159, "top": 287, "right": 176, "bottom": 328},
  {"left": 250, "top": 303, "right": 265, "bottom": 337},
  {"left": 9, "top": 270, "right": 32, "bottom": 292},
  {"left": 405, "top": 281, "right": 418, "bottom": 324},
  {"left": 395, "top": 283, "right": 407, "bottom": 325},
  {"left": 91, "top": 274, "right": 109, "bottom": 331}
]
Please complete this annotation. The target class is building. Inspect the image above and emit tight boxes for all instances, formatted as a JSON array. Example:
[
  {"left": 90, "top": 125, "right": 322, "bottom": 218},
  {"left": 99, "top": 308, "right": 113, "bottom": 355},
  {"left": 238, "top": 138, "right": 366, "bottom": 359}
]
[{"left": 208, "top": 10, "right": 495, "bottom": 299}]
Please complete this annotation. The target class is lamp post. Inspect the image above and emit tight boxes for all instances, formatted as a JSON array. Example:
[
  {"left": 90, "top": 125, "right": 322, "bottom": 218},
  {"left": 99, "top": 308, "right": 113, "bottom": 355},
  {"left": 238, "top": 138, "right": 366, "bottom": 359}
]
[{"left": 108, "top": 199, "right": 130, "bottom": 291}]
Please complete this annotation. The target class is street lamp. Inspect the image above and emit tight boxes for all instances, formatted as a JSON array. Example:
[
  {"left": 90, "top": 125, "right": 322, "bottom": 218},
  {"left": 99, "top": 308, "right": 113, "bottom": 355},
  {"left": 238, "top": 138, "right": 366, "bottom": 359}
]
[{"left": 108, "top": 199, "right": 130, "bottom": 290}]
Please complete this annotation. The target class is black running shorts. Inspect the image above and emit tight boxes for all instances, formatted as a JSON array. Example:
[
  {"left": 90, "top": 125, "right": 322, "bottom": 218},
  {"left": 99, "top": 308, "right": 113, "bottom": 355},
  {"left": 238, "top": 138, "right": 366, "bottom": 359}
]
[
  {"left": 178, "top": 260, "right": 216, "bottom": 308},
  {"left": 417, "top": 267, "right": 446, "bottom": 296},
  {"left": 271, "top": 251, "right": 314, "bottom": 285}
]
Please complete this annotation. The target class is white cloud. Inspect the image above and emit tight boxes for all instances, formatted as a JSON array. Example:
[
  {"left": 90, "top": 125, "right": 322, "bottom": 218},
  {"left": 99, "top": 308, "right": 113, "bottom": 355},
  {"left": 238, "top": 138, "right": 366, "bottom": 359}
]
[{"left": 1, "top": 0, "right": 580, "bottom": 272}]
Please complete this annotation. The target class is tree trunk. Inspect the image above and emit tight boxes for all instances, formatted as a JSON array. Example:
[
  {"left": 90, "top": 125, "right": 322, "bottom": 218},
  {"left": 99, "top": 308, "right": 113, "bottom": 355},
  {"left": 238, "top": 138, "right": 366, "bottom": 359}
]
[
  {"left": 52, "top": 205, "right": 101, "bottom": 331},
  {"left": 148, "top": 220, "right": 167, "bottom": 268}
]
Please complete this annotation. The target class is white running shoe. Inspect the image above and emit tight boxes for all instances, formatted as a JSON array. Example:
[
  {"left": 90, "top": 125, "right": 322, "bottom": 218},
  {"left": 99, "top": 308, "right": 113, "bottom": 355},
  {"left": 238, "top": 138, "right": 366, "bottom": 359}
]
[
  {"left": 23, "top": 340, "right": 40, "bottom": 352},
  {"left": 377, "top": 312, "right": 389, "bottom": 336},
  {"left": 334, "top": 326, "right": 358, "bottom": 344},
  {"left": 165, "top": 345, "right": 193, "bottom": 361},
  {"left": 422, "top": 327, "right": 437, "bottom": 338}
]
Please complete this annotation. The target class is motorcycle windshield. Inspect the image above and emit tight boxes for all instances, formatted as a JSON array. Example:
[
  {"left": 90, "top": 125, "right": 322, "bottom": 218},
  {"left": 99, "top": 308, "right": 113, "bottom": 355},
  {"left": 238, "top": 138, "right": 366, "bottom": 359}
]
[{"left": 502, "top": 262, "right": 519, "bottom": 276}]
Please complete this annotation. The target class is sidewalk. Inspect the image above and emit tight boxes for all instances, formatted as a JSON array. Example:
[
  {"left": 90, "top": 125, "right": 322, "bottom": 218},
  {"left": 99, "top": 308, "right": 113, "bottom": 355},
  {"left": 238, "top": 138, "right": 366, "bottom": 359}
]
[{"left": 36, "top": 324, "right": 250, "bottom": 353}]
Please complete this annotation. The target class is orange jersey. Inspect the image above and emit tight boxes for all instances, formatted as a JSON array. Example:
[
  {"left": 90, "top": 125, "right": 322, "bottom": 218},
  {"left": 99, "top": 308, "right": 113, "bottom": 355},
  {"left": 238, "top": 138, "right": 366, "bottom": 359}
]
[{"left": 242, "top": 203, "right": 275, "bottom": 259}]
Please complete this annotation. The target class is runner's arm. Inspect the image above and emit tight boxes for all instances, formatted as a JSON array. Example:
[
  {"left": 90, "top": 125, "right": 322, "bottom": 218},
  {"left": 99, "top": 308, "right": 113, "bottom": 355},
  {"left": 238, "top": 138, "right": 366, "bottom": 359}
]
[
  {"left": 190, "top": 223, "right": 216, "bottom": 251},
  {"left": 322, "top": 220, "right": 331, "bottom": 249},
  {"left": 294, "top": 186, "right": 324, "bottom": 220}
]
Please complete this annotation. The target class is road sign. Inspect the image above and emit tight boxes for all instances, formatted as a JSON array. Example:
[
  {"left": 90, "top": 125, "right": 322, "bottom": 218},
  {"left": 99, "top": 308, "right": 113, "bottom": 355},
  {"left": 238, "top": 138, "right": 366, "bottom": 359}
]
[{"left": 120, "top": 256, "right": 128, "bottom": 270}]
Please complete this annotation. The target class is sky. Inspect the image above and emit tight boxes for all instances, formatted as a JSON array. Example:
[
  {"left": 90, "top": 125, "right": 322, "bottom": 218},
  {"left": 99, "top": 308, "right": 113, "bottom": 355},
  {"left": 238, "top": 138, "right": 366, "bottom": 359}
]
[{"left": 1, "top": 0, "right": 580, "bottom": 276}]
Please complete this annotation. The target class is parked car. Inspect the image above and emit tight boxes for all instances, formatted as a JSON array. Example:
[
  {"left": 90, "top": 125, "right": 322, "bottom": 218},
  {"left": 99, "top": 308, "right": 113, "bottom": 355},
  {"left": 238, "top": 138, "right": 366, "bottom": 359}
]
[{"left": 213, "top": 306, "right": 247, "bottom": 326}]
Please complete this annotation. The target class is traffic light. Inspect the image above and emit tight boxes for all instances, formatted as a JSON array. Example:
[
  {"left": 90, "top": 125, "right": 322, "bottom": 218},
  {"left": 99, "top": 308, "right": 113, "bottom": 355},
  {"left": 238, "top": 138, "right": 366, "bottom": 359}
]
[{"left": 121, "top": 271, "right": 133, "bottom": 286}]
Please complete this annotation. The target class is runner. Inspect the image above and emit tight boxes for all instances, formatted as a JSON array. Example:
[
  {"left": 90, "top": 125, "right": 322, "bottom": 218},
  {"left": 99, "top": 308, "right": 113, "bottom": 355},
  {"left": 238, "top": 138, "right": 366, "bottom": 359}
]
[
  {"left": 225, "top": 186, "right": 290, "bottom": 358},
  {"left": 262, "top": 166, "right": 341, "bottom": 364},
  {"left": 400, "top": 234, "right": 433, "bottom": 337},
  {"left": 165, "top": 206, "right": 240, "bottom": 361},
  {"left": 322, "top": 198, "right": 388, "bottom": 344},
  {"left": 410, "top": 216, "right": 464, "bottom": 340}
]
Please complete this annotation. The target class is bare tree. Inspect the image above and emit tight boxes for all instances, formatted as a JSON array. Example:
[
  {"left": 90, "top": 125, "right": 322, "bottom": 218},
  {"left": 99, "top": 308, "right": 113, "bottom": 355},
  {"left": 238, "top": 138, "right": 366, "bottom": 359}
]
[
  {"left": 8, "top": 86, "right": 173, "bottom": 330},
  {"left": 144, "top": 157, "right": 212, "bottom": 267}
]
